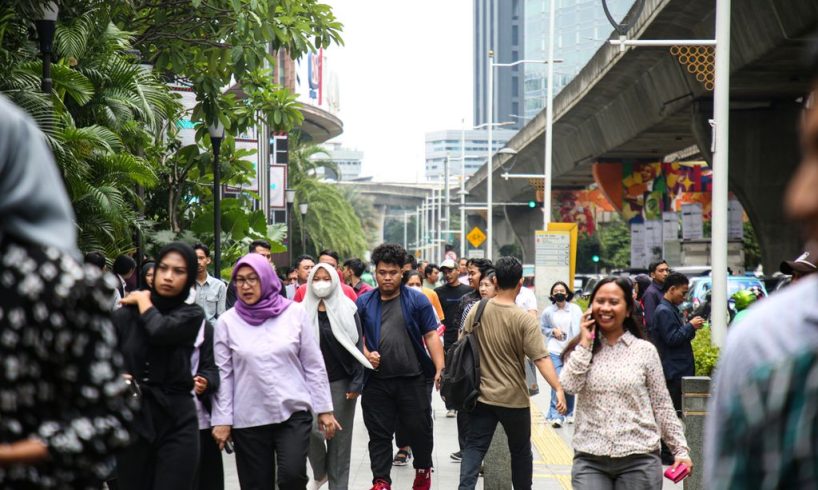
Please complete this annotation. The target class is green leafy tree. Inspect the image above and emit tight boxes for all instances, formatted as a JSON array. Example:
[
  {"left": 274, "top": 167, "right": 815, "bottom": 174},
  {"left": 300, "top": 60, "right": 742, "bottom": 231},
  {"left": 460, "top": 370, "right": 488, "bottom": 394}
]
[
  {"left": 288, "top": 143, "right": 367, "bottom": 258},
  {"left": 597, "top": 218, "right": 632, "bottom": 270},
  {"left": 1, "top": 5, "right": 176, "bottom": 257}
]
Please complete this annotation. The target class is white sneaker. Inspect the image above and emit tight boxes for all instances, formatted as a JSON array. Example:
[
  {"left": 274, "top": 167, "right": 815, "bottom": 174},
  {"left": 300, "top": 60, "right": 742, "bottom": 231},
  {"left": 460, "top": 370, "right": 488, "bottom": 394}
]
[
  {"left": 551, "top": 419, "right": 562, "bottom": 428},
  {"left": 310, "top": 475, "right": 328, "bottom": 490},
  {"left": 446, "top": 409, "right": 457, "bottom": 418},
  {"left": 566, "top": 416, "right": 575, "bottom": 425}
]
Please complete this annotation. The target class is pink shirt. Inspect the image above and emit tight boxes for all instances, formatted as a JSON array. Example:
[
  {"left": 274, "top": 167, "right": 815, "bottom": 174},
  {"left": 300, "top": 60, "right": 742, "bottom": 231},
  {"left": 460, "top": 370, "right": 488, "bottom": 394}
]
[{"left": 212, "top": 303, "right": 333, "bottom": 428}]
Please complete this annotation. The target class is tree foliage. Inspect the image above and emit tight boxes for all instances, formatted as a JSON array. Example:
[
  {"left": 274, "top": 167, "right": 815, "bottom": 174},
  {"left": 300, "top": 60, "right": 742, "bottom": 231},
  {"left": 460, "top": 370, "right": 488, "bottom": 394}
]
[
  {"left": 2, "top": 0, "right": 345, "bottom": 263},
  {"left": 287, "top": 142, "right": 368, "bottom": 258}
]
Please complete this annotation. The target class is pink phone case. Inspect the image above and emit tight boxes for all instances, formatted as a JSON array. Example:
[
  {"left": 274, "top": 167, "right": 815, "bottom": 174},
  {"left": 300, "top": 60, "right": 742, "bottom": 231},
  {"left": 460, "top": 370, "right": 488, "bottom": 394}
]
[{"left": 664, "top": 464, "right": 690, "bottom": 484}]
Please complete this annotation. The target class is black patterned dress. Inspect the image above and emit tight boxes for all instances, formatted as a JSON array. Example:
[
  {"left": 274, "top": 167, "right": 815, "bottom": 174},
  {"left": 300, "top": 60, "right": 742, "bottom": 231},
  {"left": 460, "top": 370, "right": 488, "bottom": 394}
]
[{"left": 0, "top": 238, "right": 135, "bottom": 489}]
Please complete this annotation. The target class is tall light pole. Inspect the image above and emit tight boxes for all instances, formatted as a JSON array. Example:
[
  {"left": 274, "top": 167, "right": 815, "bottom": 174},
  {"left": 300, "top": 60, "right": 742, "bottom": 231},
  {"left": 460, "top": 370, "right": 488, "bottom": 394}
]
[
  {"left": 543, "top": 0, "right": 557, "bottom": 229},
  {"left": 35, "top": 2, "right": 59, "bottom": 94},
  {"left": 414, "top": 206, "right": 421, "bottom": 256},
  {"left": 487, "top": 49, "right": 495, "bottom": 260},
  {"left": 286, "top": 189, "right": 296, "bottom": 266},
  {"left": 487, "top": 53, "right": 559, "bottom": 259},
  {"left": 209, "top": 120, "right": 226, "bottom": 278},
  {"left": 443, "top": 156, "right": 450, "bottom": 255},
  {"left": 403, "top": 211, "right": 409, "bottom": 251},
  {"left": 459, "top": 121, "right": 467, "bottom": 256},
  {"left": 711, "top": 0, "right": 732, "bottom": 347},
  {"left": 299, "top": 202, "right": 309, "bottom": 254}
]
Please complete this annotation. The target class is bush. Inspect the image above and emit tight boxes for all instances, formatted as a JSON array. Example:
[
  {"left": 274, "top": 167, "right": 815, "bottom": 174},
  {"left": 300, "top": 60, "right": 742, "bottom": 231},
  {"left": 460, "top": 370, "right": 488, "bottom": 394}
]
[{"left": 692, "top": 324, "right": 720, "bottom": 376}]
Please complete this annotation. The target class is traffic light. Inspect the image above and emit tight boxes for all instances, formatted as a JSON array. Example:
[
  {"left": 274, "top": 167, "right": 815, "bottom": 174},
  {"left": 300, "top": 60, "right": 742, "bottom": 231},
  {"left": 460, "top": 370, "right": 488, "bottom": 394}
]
[
  {"left": 528, "top": 200, "right": 543, "bottom": 208},
  {"left": 592, "top": 255, "right": 600, "bottom": 263}
]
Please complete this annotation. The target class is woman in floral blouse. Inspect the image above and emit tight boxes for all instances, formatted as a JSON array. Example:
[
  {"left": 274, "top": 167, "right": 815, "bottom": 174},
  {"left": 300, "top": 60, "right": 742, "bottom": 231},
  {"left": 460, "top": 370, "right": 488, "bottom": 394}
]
[{"left": 560, "top": 277, "right": 692, "bottom": 489}]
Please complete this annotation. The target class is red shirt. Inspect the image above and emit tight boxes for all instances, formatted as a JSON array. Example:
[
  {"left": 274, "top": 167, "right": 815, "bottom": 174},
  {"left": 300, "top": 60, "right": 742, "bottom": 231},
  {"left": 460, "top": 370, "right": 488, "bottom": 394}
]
[{"left": 293, "top": 282, "right": 358, "bottom": 303}]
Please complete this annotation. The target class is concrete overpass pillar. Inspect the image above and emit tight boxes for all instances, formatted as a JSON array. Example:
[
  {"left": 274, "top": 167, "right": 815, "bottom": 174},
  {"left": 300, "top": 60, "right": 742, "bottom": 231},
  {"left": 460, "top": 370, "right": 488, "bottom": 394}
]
[
  {"left": 693, "top": 101, "right": 803, "bottom": 273},
  {"left": 372, "top": 204, "right": 387, "bottom": 246}
]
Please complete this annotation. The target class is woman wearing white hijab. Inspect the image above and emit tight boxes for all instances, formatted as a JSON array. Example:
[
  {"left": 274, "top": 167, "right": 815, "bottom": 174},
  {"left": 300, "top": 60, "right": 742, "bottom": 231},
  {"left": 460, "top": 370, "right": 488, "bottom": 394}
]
[{"left": 303, "top": 263, "right": 373, "bottom": 490}]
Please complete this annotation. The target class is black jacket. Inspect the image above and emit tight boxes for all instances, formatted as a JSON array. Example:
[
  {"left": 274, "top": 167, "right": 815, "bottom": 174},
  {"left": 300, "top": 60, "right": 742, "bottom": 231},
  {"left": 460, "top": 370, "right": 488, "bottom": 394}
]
[
  {"left": 650, "top": 298, "right": 697, "bottom": 380},
  {"left": 114, "top": 303, "right": 204, "bottom": 440}
]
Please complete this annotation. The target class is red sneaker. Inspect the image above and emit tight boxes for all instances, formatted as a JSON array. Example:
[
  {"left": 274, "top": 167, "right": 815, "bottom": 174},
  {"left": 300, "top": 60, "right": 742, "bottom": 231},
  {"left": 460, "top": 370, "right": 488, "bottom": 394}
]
[
  {"left": 412, "top": 468, "right": 432, "bottom": 490},
  {"left": 370, "top": 479, "right": 391, "bottom": 490}
]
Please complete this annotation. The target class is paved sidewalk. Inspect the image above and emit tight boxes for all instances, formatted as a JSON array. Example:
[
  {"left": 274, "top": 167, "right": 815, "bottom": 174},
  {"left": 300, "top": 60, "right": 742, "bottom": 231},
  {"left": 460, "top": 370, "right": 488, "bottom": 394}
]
[{"left": 223, "top": 375, "right": 684, "bottom": 489}]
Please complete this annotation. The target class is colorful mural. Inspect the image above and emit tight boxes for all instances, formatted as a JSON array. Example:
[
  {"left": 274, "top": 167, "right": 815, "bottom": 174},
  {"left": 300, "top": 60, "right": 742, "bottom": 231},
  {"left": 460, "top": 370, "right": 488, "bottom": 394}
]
[
  {"left": 618, "top": 161, "right": 713, "bottom": 224},
  {"left": 553, "top": 188, "right": 616, "bottom": 235}
]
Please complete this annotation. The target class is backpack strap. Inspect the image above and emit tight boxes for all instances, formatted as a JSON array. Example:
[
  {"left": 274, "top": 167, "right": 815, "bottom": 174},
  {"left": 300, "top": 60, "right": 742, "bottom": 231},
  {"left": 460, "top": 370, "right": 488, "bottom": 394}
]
[{"left": 471, "top": 298, "right": 490, "bottom": 332}]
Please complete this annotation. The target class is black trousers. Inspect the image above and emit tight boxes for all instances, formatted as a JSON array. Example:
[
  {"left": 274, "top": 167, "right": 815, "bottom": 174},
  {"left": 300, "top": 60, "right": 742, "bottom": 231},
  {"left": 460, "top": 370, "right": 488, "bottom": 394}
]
[
  {"left": 231, "top": 411, "right": 312, "bottom": 490},
  {"left": 443, "top": 342, "right": 456, "bottom": 410},
  {"left": 363, "top": 375, "right": 434, "bottom": 483},
  {"left": 193, "top": 428, "right": 224, "bottom": 490},
  {"left": 395, "top": 377, "right": 434, "bottom": 449},
  {"left": 457, "top": 410, "right": 470, "bottom": 451},
  {"left": 660, "top": 377, "right": 684, "bottom": 463},
  {"left": 459, "top": 402, "right": 532, "bottom": 490},
  {"left": 117, "top": 396, "right": 200, "bottom": 490}
]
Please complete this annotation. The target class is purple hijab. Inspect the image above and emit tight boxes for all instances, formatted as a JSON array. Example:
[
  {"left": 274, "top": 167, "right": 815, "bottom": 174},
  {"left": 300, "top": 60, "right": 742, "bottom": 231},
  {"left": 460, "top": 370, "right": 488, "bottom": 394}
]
[{"left": 232, "top": 253, "right": 291, "bottom": 325}]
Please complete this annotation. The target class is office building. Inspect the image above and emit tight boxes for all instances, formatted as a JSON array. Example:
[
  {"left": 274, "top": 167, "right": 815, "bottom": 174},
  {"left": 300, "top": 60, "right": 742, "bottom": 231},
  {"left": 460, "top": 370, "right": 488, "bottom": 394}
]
[
  {"left": 311, "top": 142, "right": 363, "bottom": 181},
  {"left": 425, "top": 128, "right": 518, "bottom": 181},
  {"left": 523, "top": 0, "right": 633, "bottom": 119},
  {"left": 474, "top": 0, "right": 526, "bottom": 130}
]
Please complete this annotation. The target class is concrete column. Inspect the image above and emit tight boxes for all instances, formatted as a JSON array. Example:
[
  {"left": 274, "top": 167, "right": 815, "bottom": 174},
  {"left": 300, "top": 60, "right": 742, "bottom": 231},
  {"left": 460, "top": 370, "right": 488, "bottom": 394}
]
[
  {"left": 681, "top": 376, "right": 711, "bottom": 490},
  {"left": 483, "top": 425, "right": 512, "bottom": 489},
  {"left": 693, "top": 102, "right": 803, "bottom": 273}
]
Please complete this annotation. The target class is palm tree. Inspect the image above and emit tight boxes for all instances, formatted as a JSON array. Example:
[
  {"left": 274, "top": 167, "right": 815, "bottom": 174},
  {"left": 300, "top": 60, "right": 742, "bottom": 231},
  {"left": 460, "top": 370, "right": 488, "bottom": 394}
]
[
  {"left": 1, "top": 7, "right": 177, "bottom": 257},
  {"left": 288, "top": 142, "right": 368, "bottom": 258}
]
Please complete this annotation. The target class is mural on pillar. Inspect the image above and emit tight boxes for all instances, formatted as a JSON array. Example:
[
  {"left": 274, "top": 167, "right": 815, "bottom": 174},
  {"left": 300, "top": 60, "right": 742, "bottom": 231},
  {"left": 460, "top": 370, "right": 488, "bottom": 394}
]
[
  {"left": 553, "top": 189, "right": 616, "bottom": 235},
  {"left": 608, "top": 161, "right": 714, "bottom": 223}
]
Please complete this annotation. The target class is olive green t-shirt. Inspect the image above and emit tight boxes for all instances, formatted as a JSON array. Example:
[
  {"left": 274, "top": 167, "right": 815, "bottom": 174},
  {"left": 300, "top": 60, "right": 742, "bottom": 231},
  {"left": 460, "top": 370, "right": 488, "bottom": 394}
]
[{"left": 463, "top": 299, "right": 548, "bottom": 408}]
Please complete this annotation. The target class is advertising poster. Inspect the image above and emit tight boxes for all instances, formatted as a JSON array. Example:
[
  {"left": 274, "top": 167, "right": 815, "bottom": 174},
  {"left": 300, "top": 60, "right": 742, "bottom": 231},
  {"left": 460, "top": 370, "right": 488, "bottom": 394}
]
[
  {"left": 682, "top": 203, "right": 704, "bottom": 240},
  {"left": 728, "top": 199, "right": 744, "bottom": 240},
  {"left": 644, "top": 220, "right": 664, "bottom": 265},
  {"left": 630, "top": 222, "right": 647, "bottom": 269}
]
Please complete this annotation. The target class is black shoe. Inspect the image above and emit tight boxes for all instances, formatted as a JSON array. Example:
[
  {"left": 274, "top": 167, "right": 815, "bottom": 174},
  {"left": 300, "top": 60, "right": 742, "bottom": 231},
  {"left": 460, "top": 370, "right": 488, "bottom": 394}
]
[{"left": 449, "top": 451, "right": 462, "bottom": 462}]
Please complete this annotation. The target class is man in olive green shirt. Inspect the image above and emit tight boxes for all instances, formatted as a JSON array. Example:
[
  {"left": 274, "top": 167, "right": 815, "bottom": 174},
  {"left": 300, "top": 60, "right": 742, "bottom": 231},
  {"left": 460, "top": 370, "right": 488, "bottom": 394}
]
[{"left": 459, "top": 257, "right": 566, "bottom": 490}]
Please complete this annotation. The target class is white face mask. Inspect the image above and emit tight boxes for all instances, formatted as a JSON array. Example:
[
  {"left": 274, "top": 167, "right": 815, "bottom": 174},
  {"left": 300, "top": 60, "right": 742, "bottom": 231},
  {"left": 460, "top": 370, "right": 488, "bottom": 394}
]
[
  {"left": 311, "top": 280, "right": 333, "bottom": 298},
  {"left": 409, "top": 285, "right": 423, "bottom": 292}
]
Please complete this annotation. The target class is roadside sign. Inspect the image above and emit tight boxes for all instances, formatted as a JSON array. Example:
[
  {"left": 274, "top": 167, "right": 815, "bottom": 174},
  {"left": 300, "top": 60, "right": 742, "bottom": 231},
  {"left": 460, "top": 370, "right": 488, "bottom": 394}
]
[{"left": 467, "top": 227, "right": 487, "bottom": 248}]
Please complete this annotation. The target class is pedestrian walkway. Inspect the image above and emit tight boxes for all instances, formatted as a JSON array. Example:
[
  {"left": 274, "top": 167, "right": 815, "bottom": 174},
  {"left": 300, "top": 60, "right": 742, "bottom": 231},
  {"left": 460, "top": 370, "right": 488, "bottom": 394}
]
[{"left": 222, "top": 374, "right": 684, "bottom": 489}]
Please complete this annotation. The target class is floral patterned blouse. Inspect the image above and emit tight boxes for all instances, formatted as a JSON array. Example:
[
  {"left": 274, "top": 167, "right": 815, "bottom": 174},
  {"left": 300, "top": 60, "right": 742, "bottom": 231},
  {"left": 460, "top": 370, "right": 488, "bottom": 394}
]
[
  {"left": 560, "top": 331, "right": 690, "bottom": 459},
  {"left": 0, "top": 239, "right": 135, "bottom": 489}
]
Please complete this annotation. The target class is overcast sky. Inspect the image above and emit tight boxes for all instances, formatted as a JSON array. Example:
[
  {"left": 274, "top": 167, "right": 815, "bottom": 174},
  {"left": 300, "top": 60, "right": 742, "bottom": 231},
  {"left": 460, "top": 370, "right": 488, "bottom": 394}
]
[{"left": 325, "top": 1, "right": 473, "bottom": 182}]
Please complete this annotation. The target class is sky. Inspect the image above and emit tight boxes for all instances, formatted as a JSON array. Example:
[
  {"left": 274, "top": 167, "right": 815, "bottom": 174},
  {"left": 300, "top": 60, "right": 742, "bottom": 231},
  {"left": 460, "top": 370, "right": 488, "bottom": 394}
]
[{"left": 324, "top": 1, "right": 473, "bottom": 183}]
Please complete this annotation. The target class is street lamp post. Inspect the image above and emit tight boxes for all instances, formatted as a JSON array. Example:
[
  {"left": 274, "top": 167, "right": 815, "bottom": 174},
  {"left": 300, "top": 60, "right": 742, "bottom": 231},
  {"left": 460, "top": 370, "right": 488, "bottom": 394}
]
[
  {"left": 403, "top": 211, "right": 409, "bottom": 251},
  {"left": 299, "top": 202, "right": 309, "bottom": 254},
  {"left": 286, "top": 189, "right": 296, "bottom": 266},
  {"left": 543, "top": 0, "right": 557, "bottom": 229},
  {"left": 35, "top": 2, "right": 59, "bottom": 94},
  {"left": 209, "top": 121, "right": 226, "bottom": 278},
  {"left": 487, "top": 53, "right": 560, "bottom": 259},
  {"left": 414, "top": 206, "right": 421, "bottom": 256},
  {"left": 443, "top": 156, "right": 450, "bottom": 256}
]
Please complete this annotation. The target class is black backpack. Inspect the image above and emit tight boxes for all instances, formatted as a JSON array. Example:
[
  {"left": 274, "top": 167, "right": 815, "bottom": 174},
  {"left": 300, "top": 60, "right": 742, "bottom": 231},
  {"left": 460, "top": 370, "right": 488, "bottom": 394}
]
[{"left": 440, "top": 299, "right": 489, "bottom": 412}]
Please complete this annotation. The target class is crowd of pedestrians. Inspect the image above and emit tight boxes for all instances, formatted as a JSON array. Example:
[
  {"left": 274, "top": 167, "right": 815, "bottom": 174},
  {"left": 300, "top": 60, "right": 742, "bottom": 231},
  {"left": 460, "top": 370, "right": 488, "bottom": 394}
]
[{"left": 6, "top": 40, "right": 818, "bottom": 490}]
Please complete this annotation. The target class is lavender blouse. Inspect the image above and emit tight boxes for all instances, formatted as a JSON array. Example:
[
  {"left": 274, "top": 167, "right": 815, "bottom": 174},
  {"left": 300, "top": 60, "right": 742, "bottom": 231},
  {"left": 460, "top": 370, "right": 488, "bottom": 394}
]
[{"left": 211, "top": 302, "right": 333, "bottom": 428}]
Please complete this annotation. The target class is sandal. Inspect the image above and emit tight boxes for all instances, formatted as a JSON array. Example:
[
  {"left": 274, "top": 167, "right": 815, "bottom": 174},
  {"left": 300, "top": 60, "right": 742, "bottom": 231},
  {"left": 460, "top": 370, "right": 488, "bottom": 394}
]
[{"left": 392, "top": 448, "right": 412, "bottom": 466}]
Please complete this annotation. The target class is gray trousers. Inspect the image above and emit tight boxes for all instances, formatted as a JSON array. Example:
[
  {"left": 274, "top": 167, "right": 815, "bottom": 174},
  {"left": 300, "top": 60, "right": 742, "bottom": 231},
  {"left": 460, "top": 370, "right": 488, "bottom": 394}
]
[
  {"left": 572, "top": 451, "right": 663, "bottom": 490},
  {"left": 308, "top": 379, "right": 357, "bottom": 490}
]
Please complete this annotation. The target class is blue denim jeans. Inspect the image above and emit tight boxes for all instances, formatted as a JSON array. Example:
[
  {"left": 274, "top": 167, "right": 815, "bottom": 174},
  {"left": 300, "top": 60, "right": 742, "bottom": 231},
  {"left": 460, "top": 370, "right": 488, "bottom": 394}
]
[{"left": 548, "top": 352, "right": 575, "bottom": 421}]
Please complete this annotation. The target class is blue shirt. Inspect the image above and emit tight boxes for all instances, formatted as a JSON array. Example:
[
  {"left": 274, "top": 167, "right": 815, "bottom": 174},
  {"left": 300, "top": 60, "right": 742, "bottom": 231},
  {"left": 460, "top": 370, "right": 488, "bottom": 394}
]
[{"left": 356, "top": 285, "right": 439, "bottom": 379}]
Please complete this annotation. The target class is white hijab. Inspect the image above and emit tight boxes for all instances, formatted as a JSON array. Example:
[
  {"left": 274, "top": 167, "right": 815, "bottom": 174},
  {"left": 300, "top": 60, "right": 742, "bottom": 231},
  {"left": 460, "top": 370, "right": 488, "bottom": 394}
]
[{"left": 303, "top": 263, "right": 372, "bottom": 369}]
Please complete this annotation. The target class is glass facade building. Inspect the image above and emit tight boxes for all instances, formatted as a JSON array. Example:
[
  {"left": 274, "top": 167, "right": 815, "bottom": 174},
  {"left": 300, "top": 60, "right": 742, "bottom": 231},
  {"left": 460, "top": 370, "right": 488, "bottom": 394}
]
[
  {"left": 425, "top": 129, "right": 518, "bottom": 181},
  {"left": 523, "top": 0, "right": 634, "bottom": 120}
]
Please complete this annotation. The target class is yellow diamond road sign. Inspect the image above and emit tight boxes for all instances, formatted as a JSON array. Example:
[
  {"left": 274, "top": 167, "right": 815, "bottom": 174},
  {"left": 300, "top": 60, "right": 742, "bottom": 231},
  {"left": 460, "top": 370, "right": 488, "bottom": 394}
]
[{"left": 467, "top": 227, "right": 487, "bottom": 248}]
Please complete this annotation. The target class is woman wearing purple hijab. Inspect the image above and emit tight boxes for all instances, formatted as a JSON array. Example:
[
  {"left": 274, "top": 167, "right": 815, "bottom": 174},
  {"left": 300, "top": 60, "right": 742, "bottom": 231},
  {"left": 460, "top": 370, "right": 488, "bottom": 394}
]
[{"left": 211, "top": 253, "right": 340, "bottom": 490}]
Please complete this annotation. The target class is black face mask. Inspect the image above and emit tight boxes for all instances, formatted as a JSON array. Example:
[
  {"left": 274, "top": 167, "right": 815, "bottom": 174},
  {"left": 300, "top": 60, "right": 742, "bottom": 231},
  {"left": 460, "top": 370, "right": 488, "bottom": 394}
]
[{"left": 551, "top": 293, "right": 567, "bottom": 303}]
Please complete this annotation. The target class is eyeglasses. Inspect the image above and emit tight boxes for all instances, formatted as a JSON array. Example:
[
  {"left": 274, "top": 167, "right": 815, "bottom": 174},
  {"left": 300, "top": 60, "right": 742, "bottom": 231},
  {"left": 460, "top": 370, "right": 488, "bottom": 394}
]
[{"left": 236, "top": 276, "right": 259, "bottom": 288}]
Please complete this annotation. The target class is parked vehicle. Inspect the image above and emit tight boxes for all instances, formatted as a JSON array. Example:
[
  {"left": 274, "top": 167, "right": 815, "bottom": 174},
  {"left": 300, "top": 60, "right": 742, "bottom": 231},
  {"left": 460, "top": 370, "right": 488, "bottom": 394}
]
[{"left": 681, "top": 276, "right": 768, "bottom": 321}]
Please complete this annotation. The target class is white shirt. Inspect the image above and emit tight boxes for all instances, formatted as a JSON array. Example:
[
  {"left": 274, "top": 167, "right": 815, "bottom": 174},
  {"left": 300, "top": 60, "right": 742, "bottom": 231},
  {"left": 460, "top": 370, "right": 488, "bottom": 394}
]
[{"left": 515, "top": 286, "right": 538, "bottom": 313}]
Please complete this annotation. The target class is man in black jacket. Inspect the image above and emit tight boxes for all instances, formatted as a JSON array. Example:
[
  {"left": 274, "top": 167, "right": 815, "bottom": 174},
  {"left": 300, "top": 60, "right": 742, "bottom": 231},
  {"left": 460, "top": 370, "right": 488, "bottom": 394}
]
[
  {"left": 650, "top": 272, "right": 704, "bottom": 464},
  {"left": 435, "top": 258, "right": 473, "bottom": 417}
]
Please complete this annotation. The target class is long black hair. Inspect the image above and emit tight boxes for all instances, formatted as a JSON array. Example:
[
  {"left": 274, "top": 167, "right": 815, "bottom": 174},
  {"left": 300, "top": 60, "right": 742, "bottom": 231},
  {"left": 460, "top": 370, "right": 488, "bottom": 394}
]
[{"left": 562, "top": 276, "right": 644, "bottom": 361}]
